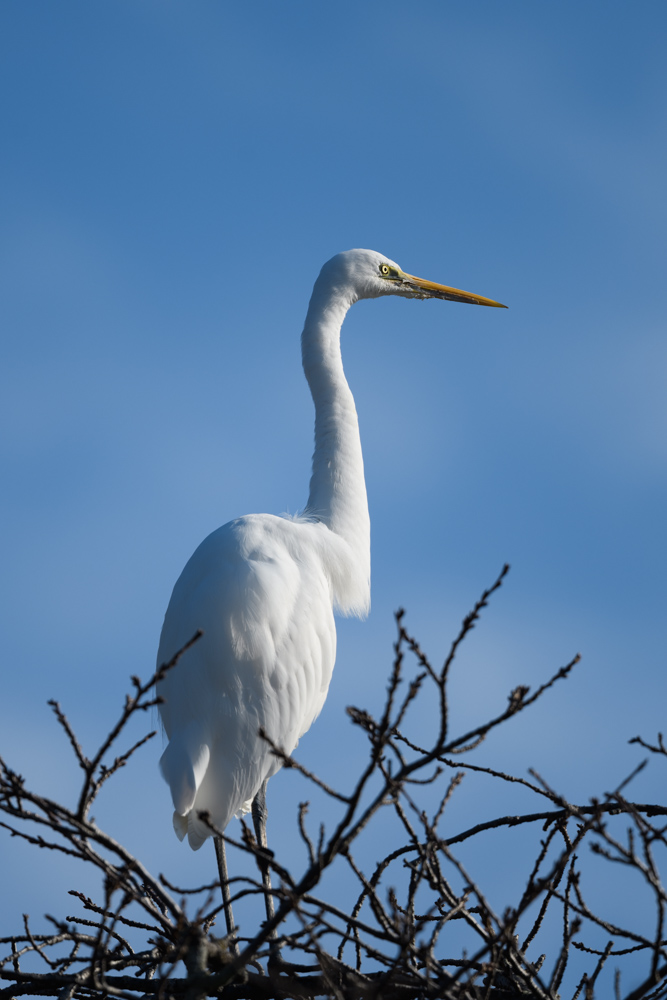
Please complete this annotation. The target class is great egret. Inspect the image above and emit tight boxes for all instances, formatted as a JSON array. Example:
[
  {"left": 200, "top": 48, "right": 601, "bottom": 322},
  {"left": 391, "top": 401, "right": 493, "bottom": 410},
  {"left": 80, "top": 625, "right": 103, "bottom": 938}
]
[{"left": 156, "top": 248, "right": 505, "bottom": 940}]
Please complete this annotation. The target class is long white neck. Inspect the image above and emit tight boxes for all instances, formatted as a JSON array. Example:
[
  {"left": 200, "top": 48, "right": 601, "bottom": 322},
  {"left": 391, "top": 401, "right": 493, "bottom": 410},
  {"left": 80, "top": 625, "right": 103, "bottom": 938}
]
[{"left": 301, "top": 275, "right": 371, "bottom": 616}]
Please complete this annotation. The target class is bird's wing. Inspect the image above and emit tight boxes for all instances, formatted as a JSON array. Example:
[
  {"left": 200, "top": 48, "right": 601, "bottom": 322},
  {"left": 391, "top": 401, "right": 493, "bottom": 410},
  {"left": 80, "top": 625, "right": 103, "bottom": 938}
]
[{"left": 156, "top": 514, "right": 337, "bottom": 846}]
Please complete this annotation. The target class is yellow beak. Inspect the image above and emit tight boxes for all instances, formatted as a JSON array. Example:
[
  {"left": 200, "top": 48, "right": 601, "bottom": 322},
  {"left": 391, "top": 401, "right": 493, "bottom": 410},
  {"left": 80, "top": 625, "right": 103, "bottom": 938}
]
[{"left": 401, "top": 272, "right": 507, "bottom": 308}]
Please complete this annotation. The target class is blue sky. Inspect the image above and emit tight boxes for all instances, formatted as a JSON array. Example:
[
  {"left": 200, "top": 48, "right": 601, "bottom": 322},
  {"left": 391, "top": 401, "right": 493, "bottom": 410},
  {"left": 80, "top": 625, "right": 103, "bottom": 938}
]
[{"left": 2, "top": 2, "right": 667, "bottom": 991}]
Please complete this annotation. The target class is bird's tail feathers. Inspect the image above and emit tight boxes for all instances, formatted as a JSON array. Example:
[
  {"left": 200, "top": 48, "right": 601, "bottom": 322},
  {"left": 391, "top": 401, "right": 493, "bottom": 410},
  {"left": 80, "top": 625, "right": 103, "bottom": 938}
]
[
  {"left": 187, "top": 817, "right": 209, "bottom": 850},
  {"left": 159, "top": 726, "right": 211, "bottom": 817},
  {"left": 172, "top": 807, "right": 214, "bottom": 850},
  {"left": 173, "top": 811, "right": 188, "bottom": 841}
]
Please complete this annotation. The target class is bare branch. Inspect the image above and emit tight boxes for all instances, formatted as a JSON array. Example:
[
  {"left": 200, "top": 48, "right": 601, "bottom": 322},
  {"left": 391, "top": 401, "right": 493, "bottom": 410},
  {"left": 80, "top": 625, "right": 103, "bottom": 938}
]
[{"left": 2, "top": 574, "right": 666, "bottom": 1000}]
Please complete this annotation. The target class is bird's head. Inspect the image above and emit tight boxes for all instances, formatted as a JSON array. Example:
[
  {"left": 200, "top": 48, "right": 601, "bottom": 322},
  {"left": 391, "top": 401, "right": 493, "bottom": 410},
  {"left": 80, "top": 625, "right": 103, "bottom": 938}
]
[{"left": 319, "top": 248, "right": 507, "bottom": 308}]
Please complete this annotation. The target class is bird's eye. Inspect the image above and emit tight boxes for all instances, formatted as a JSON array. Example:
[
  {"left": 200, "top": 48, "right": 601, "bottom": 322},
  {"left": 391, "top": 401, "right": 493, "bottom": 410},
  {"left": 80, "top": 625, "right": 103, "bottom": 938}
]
[{"left": 379, "top": 263, "right": 397, "bottom": 277}]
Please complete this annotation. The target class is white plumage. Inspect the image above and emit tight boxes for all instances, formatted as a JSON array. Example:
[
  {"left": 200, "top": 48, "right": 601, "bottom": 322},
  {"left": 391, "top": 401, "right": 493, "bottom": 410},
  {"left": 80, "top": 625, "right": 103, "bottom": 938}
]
[
  {"left": 158, "top": 514, "right": 344, "bottom": 847},
  {"left": 157, "top": 249, "right": 505, "bottom": 850}
]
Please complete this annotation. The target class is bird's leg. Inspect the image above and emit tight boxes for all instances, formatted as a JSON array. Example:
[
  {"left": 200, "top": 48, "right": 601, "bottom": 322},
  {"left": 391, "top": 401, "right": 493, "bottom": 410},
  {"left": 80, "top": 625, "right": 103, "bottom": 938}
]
[
  {"left": 251, "top": 780, "right": 280, "bottom": 959},
  {"left": 213, "top": 835, "right": 238, "bottom": 957},
  {"left": 252, "top": 782, "right": 319, "bottom": 973}
]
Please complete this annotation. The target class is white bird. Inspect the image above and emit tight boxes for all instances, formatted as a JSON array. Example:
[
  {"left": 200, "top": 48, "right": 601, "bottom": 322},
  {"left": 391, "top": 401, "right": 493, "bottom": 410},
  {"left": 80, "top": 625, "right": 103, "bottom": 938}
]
[{"left": 156, "top": 249, "right": 505, "bottom": 934}]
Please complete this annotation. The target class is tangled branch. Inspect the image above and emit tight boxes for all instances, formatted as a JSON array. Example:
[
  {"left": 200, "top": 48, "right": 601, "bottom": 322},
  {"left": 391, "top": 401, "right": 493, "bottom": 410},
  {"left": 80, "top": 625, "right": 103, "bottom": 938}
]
[{"left": 1, "top": 573, "right": 664, "bottom": 999}]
